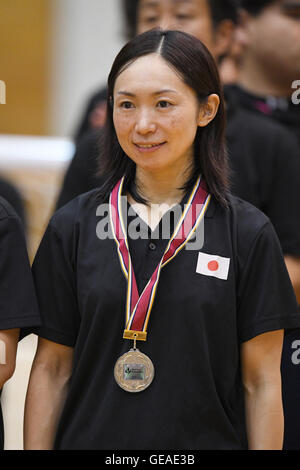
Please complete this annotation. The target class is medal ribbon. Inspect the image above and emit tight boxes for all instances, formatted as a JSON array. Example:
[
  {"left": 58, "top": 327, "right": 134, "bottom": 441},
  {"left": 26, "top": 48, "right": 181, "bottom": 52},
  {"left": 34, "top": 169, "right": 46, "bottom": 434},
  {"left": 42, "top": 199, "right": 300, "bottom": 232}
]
[{"left": 109, "top": 176, "right": 211, "bottom": 341}]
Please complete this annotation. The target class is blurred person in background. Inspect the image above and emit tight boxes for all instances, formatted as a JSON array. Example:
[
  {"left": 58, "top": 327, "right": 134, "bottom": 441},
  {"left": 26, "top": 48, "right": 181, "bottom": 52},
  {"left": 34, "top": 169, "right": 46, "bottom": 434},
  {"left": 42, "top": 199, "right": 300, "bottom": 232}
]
[
  {"left": 218, "top": 30, "right": 243, "bottom": 85},
  {"left": 227, "top": 0, "right": 300, "bottom": 143},
  {"left": 227, "top": 8, "right": 300, "bottom": 445},
  {"left": 0, "top": 175, "right": 26, "bottom": 228},
  {"left": 0, "top": 197, "right": 40, "bottom": 450}
]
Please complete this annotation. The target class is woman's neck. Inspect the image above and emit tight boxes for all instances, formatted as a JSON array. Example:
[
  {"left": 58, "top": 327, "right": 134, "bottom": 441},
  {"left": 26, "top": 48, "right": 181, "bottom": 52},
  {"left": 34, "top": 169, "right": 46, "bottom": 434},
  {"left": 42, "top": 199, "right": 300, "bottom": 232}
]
[{"left": 134, "top": 166, "right": 192, "bottom": 206}]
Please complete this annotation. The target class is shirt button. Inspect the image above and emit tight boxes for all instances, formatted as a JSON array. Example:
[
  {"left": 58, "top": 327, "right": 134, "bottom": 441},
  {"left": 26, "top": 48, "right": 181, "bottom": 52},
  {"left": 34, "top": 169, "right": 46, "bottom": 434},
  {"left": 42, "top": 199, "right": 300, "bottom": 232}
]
[{"left": 149, "top": 242, "right": 157, "bottom": 251}]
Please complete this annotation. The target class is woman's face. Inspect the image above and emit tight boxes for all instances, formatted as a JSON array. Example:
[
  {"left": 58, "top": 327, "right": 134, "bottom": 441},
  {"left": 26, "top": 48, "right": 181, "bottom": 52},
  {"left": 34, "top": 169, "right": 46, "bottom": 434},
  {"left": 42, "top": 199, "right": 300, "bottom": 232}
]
[{"left": 113, "top": 53, "right": 203, "bottom": 176}]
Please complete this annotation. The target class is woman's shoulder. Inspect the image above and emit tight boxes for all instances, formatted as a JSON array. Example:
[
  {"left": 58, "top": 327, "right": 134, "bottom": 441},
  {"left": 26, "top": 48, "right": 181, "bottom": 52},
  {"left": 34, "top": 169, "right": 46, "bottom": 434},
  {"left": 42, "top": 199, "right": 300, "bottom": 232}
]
[
  {"left": 225, "top": 194, "right": 277, "bottom": 253},
  {"left": 0, "top": 197, "right": 26, "bottom": 249},
  {"left": 228, "top": 194, "right": 270, "bottom": 225}
]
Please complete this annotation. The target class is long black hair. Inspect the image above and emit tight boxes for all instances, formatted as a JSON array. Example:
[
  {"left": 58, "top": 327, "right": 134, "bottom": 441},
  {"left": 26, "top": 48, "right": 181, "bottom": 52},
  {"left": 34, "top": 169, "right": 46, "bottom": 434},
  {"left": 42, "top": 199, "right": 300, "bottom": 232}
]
[{"left": 97, "top": 29, "right": 230, "bottom": 207}]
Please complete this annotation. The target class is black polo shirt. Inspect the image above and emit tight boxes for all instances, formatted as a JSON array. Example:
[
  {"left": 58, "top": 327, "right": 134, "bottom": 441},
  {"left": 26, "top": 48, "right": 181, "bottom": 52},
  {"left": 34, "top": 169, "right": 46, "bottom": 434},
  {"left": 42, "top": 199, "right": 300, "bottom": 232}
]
[
  {"left": 0, "top": 176, "right": 26, "bottom": 227},
  {"left": 32, "top": 188, "right": 300, "bottom": 450},
  {"left": 0, "top": 197, "right": 40, "bottom": 450},
  {"left": 225, "top": 94, "right": 300, "bottom": 449},
  {"left": 226, "top": 95, "right": 300, "bottom": 257},
  {"left": 225, "top": 84, "right": 300, "bottom": 145}
]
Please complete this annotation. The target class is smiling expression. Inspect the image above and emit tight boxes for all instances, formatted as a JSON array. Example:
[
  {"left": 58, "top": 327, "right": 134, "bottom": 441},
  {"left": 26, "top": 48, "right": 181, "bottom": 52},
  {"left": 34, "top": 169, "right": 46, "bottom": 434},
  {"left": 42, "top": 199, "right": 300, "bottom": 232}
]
[{"left": 113, "top": 53, "right": 203, "bottom": 176}]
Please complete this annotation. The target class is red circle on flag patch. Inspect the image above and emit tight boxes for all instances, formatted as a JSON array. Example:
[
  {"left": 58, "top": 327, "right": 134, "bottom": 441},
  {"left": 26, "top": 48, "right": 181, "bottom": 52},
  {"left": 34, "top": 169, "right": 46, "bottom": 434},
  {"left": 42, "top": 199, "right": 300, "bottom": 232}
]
[{"left": 207, "top": 260, "right": 219, "bottom": 271}]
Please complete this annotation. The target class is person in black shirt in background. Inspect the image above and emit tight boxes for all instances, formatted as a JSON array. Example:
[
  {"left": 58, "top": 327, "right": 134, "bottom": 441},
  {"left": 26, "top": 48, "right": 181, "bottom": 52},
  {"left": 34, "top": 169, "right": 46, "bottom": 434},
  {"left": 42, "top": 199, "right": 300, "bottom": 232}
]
[
  {"left": 0, "top": 198, "right": 40, "bottom": 450},
  {"left": 226, "top": 1, "right": 300, "bottom": 448},
  {"left": 228, "top": 0, "right": 300, "bottom": 143},
  {"left": 0, "top": 176, "right": 26, "bottom": 228},
  {"left": 55, "top": 129, "right": 104, "bottom": 210}
]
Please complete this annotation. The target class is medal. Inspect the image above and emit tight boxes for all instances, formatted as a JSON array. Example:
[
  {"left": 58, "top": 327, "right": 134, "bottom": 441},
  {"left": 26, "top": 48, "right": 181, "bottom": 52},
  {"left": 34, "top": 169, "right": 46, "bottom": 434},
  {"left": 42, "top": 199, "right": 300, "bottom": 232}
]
[
  {"left": 110, "top": 176, "right": 210, "bottom": 392},
  {"left": 114, "top": 335, "right": 155, "bottom": 393}
]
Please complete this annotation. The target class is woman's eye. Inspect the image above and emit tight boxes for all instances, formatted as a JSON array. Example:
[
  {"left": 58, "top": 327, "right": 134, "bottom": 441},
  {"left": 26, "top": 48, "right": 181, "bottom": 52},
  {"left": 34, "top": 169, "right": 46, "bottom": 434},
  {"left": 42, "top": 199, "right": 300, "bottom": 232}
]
[
  {"left": 120, "top": 101, "right": 134, "bottom": 109},
  {"left": 157, "top": 101, "right": 171, "bottom": 108}
]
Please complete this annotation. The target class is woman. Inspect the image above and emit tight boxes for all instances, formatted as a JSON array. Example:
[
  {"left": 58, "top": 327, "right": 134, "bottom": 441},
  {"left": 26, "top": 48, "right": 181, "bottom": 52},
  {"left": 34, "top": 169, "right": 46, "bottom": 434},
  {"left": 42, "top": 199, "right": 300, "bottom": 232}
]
[
  {"left": 24, "top": 30, "right": 300, "bottom": 450},
  {"left": 0, "top": 197, "right": 40, "bottom": 450}
]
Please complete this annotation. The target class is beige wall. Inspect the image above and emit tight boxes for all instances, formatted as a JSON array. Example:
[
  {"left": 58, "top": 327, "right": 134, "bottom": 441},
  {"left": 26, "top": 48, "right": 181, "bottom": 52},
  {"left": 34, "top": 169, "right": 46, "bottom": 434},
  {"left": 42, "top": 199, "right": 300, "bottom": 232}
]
[
  {"left": 49, "top": 0, "right": 124, "bottom": 136},
  {"left": 0, "top": 0, "right": 123, "bottom": 137},
  {"left": 0, "top": 0, "right": 51, "bottom": 135}
]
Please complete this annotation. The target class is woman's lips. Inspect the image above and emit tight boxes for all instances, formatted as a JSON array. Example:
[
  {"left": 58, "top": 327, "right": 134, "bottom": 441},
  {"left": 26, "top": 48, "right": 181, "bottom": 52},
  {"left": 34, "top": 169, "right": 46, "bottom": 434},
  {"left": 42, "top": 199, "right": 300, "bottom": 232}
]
[{"left": 134, "top": 142, "right": 166, "bottom": 152}]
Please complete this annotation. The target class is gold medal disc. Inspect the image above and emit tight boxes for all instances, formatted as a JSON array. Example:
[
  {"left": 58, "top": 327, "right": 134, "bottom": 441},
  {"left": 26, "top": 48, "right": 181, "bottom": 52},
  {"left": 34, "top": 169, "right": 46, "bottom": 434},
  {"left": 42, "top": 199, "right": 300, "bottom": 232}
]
[{"left": 114, "top": 348, "right": 155, "bottom": 393}]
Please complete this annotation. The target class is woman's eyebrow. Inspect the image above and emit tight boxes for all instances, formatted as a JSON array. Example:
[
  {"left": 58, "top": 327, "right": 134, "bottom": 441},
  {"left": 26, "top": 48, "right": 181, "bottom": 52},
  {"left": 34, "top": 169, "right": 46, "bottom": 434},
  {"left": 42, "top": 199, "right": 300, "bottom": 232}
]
[
  {"left": 140, "top": 0, "right": 194, "bottom": 10},
  {"left": 117, "top": 89, "right": 178, "bottom": 96},
  {"left": 117, "top": 91, "right": 136, "bottom": 97},
  {"left": 153, "top": 89, "right": 178, "bottom": 95}
]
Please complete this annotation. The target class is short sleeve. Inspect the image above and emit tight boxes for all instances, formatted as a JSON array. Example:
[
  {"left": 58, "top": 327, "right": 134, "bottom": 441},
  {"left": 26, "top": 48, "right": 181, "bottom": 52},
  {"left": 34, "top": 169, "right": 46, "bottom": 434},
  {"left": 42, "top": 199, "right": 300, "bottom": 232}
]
[
  {"left": 32, "top": 218, "right": 81, "bottom": 347},
  {"left": 0, "top": 177, "right": 26, "bottom": 227},
  {"left": 0, "top": 214, "right": 40, "bottom": 330},
  {"left": 237, "top": 221, "right": 300, "bottom": 343}
]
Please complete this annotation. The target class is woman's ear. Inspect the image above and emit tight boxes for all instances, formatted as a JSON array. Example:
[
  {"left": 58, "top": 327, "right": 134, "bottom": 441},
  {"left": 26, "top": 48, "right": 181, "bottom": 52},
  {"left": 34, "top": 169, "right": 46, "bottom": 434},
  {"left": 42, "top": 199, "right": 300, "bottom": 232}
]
[{"left": 197, "top": 94, "right": 220, "bottom": 127}]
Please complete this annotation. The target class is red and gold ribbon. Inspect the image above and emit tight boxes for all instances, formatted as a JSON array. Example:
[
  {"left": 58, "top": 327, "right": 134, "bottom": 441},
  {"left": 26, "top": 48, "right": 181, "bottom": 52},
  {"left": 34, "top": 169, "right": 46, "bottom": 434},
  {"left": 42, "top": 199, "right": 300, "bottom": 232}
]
[{"left": 109, "top": 176, "right": 210, "bottom": 341}]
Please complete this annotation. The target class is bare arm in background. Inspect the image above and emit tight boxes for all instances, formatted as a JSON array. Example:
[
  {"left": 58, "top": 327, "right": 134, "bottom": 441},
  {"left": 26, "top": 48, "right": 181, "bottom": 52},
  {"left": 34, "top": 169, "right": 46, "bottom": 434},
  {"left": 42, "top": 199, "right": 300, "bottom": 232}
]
[
  {"left": 24, "top": 337, "right": 73, "bottom": 450},
  {"left": 241, "top": 329, "right": 284, "bottom": 450},
  {"left": 0, "top": 329, "right": 19, "bottom": 389},
  {"left": 285, "top": 256, "right": 300, "bottom": 305}
]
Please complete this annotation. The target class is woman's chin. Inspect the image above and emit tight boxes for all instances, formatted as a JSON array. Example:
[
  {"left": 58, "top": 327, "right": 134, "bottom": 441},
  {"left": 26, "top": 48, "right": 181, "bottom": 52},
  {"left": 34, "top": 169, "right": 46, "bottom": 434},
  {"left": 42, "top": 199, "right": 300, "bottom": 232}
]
[{"left": 136, "top": 161, "right": 170, "bottom": 174}]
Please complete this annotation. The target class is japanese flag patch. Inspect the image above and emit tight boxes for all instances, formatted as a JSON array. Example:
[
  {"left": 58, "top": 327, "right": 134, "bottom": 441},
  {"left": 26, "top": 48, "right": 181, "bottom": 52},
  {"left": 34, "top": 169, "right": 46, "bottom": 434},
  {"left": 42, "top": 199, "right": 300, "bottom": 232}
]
[{"left": 196, "top": 252, "right": 230, "bottom": 280}]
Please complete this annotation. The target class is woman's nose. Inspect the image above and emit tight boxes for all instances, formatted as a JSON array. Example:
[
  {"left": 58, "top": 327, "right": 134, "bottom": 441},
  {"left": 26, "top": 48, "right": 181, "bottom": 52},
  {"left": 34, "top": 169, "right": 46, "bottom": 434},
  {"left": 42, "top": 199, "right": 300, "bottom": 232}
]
[{"left": 135, "top": 110, "right": 156, "bottom": 134}]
